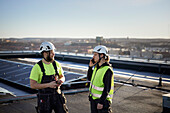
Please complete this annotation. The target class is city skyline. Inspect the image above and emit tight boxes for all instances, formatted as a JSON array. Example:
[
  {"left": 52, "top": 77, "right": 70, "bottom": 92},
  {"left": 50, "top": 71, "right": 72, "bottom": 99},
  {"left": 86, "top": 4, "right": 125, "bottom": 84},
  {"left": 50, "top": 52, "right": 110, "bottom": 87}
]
[{"left": 0, "top": 0, "right": 170, "bottom": 39}]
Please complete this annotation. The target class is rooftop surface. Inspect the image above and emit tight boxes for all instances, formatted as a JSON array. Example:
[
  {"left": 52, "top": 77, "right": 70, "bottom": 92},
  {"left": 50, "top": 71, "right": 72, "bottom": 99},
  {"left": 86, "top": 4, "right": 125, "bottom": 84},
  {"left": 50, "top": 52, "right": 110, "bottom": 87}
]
[{"left": 0, "top": 84, "right": 166, "bottom": 113}]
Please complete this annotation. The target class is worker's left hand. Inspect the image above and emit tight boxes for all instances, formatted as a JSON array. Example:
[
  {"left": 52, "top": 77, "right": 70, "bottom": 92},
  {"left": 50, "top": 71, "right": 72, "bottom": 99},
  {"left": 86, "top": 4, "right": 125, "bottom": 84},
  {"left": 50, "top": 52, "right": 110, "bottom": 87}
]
[
  {"left": 97, "top": 103, "right": 103, "bottom": 109},
  {"left": 56, "top": 80, "right": 63, "bottom": 87}
]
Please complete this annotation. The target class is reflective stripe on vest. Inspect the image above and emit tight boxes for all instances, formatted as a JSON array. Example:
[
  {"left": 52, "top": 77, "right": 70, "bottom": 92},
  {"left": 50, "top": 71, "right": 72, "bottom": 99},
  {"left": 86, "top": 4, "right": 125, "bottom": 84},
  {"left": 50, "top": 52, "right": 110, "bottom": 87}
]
[
  {"left": 90, "top": 92, "right": 113, "bottom": 99},
  {"left": 90, "top": 83, "right": 114, "bottom": 91}
]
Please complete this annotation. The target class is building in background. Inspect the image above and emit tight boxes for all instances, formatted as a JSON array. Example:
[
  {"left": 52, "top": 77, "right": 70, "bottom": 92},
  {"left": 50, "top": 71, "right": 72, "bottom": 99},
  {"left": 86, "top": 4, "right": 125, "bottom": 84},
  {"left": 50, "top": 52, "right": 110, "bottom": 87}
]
[{"left": 96, "top": 36, "right": 103, "bottom": 44}]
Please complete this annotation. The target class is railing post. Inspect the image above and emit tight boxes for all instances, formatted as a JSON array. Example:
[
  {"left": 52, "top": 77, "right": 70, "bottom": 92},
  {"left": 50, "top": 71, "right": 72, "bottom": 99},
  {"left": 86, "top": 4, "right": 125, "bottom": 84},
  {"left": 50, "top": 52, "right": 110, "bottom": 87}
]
[
  {"left": 62, "top": 55, "right": 64, "bottom": 61},
  {"left": 158, "top": 64, "right": 162, "bottom": 87}
]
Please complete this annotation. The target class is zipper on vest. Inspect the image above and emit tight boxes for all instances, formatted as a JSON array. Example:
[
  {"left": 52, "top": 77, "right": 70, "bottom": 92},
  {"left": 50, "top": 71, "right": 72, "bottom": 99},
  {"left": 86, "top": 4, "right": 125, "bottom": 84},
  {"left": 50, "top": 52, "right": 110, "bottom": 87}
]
[{"left": 89, "top": 68, "right": 98, "bottom": 93}]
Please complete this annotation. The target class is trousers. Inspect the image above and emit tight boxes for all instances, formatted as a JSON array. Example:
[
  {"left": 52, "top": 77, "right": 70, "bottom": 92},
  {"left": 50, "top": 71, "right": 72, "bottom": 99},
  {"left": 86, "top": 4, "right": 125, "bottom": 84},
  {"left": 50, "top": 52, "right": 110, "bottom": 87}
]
[
  {"left": 90, "top": 98, "right": 112, "bottom": 113},
  {"left": 37, "top": 93, "right": 68, "bottom": 113}
]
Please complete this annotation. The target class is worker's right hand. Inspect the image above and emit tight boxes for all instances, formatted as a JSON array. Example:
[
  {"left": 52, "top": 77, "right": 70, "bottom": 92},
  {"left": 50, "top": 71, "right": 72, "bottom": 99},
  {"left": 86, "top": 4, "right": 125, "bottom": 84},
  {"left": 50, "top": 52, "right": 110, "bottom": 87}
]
[
  {"left": 89, "top": 58, "right": 96, "bottom": 67},
  {"left": 48, "top": 81, "right": 57, "bottom": 88}
]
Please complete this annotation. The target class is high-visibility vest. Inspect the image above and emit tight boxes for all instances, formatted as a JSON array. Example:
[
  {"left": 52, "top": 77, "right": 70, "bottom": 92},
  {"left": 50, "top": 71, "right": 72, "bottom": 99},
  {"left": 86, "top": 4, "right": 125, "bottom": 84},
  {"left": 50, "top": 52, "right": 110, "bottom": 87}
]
[
  {"left": 37, "top": 60, "right": 59, "bottom": 94},
  {"left": 89, "top": 66, "right": 114, "bottom": 103}
]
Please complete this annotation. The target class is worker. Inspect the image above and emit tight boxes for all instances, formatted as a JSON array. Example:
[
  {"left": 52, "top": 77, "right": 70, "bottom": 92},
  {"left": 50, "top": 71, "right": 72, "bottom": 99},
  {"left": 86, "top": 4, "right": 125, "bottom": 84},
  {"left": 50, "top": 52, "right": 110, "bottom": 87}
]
[
  {"left": 29, "top": 42, "right": 68, "bottom": 113},
  {"left": 87, "top": 45, "right": 114, "bottom": 113}
]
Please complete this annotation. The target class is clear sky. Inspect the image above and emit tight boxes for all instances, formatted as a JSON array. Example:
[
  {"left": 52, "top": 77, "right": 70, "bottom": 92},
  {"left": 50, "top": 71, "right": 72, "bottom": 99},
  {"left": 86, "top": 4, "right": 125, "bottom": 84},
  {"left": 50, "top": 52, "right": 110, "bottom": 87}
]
[{"left": 0, "top": 0, "right": 170, "bottom": 39}]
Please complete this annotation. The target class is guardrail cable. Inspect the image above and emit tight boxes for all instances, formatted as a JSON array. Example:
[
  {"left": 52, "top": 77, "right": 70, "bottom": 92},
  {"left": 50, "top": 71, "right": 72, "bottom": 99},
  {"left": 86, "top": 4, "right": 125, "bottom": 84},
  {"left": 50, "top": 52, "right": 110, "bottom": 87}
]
[{"left": 113, "top": 67, "right": 143, "bottom": 96}]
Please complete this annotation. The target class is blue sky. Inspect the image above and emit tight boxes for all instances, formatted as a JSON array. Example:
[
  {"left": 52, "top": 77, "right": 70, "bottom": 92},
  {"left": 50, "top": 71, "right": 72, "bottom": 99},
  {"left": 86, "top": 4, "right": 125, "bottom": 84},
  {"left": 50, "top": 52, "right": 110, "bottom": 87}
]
[{"left": 0, "top": 0, "right": 170, "bottom": 38}]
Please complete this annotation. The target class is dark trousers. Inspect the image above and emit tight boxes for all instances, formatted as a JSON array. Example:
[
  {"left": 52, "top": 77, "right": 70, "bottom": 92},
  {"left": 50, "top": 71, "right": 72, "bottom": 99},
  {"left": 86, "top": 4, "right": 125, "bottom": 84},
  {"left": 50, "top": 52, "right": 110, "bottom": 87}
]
[
  {"left": 90, "top": 99, "right": 112, "bottom": 113},
  {"left": 37, "top": 93, "right": 68, "bottom": 113}
]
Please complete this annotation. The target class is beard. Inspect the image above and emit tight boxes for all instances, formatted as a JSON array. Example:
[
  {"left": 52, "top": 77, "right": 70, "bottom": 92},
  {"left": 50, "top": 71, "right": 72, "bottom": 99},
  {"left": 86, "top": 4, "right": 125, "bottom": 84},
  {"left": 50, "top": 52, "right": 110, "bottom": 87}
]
[
  {"left": 46, "top": 55, "right": 53, "bottom": 62},
  {"left": 45, "top": 51, "right": 54, "bottom": 62}
]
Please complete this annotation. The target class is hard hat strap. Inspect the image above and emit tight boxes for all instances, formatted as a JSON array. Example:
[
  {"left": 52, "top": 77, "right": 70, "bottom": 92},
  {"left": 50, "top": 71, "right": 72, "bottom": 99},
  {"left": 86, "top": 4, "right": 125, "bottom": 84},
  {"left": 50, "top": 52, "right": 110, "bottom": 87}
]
[{"left": 97, "top": 53, "right": 103, "bottom": 64}]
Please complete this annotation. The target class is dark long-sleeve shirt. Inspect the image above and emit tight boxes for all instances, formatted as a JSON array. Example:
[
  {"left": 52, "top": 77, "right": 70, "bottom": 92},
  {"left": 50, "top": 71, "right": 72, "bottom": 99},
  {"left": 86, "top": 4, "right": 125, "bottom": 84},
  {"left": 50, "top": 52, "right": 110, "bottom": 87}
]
[{"left": 87, "top": 62, "right": 113, "bottom": 104}]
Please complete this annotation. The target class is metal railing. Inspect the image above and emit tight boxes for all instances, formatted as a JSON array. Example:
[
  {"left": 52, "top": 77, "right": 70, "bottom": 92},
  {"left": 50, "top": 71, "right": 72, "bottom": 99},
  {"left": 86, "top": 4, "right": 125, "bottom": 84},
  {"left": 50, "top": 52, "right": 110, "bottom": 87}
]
[{"left": 0, "top": 50, "right": 170, "bottom": 64}]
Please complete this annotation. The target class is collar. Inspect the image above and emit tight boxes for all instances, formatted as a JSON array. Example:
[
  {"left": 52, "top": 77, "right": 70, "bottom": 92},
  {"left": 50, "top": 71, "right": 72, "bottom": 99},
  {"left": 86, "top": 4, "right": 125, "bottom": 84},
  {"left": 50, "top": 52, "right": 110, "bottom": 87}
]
[{"left": 97, "top": 62, "right": 111, "bottom": 69}]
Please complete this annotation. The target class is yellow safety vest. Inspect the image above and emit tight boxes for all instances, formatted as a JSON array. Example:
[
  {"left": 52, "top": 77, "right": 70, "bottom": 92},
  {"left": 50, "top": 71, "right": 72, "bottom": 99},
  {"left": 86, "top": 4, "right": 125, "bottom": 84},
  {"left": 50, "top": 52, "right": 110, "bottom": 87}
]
[{"left": 89, "top": 66, "right": 114, "bottom": 103}]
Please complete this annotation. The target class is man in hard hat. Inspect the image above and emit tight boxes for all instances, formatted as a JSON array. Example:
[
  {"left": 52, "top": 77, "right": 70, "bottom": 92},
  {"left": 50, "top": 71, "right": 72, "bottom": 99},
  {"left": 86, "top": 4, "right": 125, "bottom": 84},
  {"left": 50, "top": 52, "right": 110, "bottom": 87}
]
[
  {"left": 87, "top": 45, "right": 114, "bottom": 113},
  {"left": 30, "top": 42, "right": 68, "bottom": 113}
]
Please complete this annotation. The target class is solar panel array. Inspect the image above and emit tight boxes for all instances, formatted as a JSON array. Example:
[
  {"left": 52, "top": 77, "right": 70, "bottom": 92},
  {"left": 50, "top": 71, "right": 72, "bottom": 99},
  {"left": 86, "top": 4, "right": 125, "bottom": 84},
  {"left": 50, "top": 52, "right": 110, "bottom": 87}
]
[{"left": 0, "top": 59, "right": 87, "bottom": 89}]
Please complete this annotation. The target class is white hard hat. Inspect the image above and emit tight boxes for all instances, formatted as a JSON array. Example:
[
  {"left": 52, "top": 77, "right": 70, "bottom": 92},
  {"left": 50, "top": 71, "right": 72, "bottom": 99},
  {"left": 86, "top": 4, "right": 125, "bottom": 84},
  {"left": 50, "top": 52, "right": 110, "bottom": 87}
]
[
  {"left": 40, "top": 42, "right": 55, "bottom": 52},
  {"left": 93, "top": 45, "right": 108, "bottom": 55}
]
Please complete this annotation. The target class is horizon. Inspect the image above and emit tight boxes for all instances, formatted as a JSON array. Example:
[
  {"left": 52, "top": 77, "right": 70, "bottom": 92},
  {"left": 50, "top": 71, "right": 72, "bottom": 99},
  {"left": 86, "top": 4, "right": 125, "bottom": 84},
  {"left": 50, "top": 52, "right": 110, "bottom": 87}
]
[
  {"left": 0, "top": 37, "right": 170, "bottom": 40},
  {"left": 0, "top": 0, "right": 170, "bottom": 39}
]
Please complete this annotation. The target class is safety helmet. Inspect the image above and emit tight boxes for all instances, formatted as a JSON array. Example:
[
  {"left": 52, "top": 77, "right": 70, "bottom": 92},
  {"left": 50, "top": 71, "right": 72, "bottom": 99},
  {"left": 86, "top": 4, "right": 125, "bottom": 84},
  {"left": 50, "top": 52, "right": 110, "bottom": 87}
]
[
  {"left": 40, "top": 42, "right": 55, "bottom": 53},
  {"left": 93, "top": 45, "right": 108, "bottom": 55}
]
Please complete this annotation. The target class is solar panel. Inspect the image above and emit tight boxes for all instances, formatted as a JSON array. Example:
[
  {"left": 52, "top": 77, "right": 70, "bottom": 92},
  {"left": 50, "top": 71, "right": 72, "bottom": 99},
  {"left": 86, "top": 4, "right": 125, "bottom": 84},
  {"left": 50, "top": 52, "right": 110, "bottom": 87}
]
[{"left": 0, "top": 59, "right": 87, "bottom": 90}]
